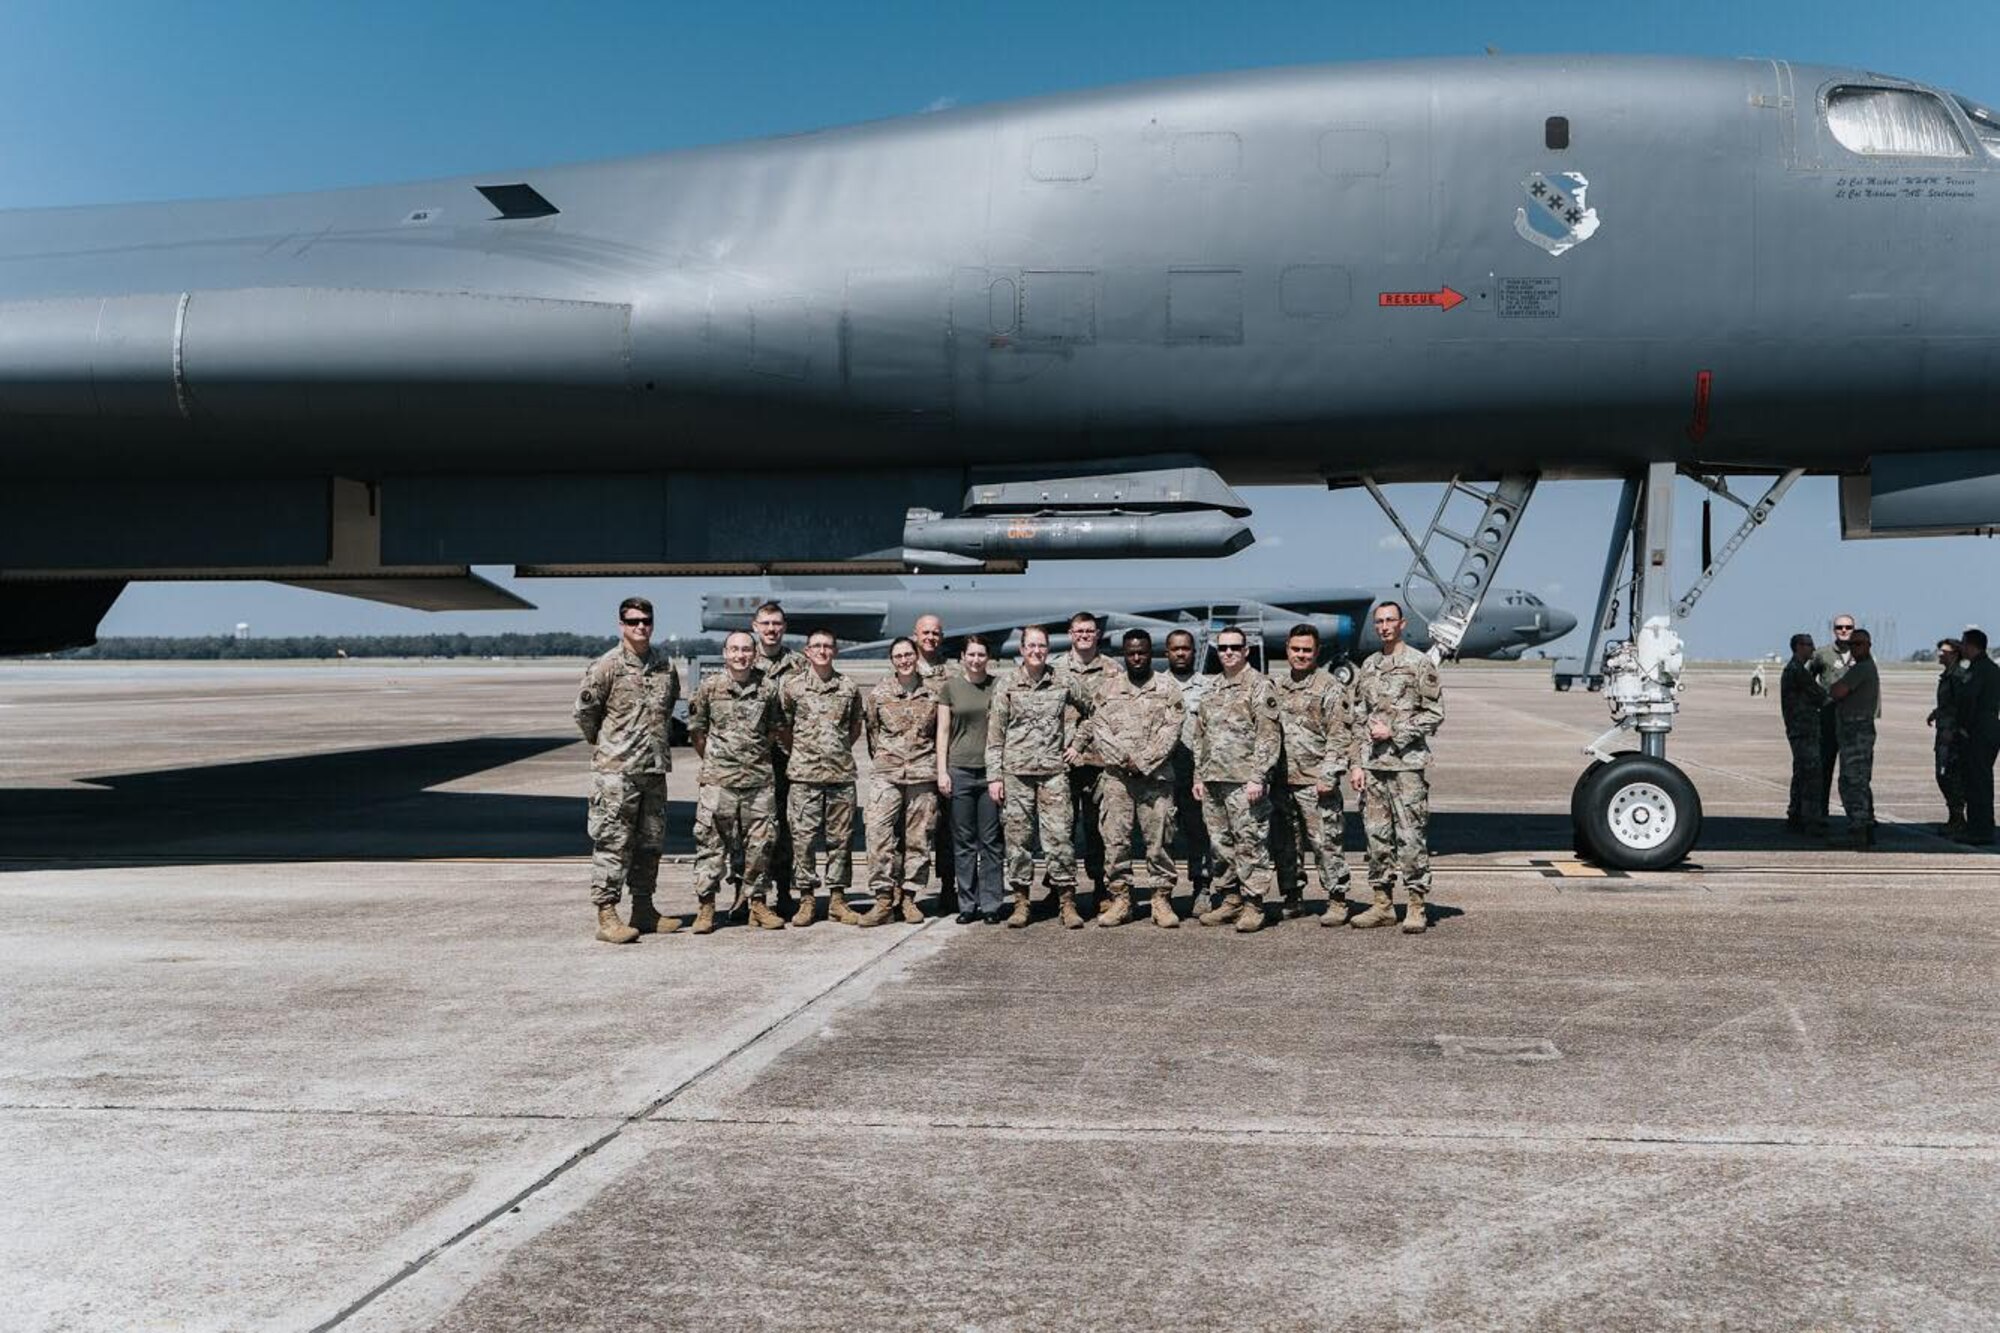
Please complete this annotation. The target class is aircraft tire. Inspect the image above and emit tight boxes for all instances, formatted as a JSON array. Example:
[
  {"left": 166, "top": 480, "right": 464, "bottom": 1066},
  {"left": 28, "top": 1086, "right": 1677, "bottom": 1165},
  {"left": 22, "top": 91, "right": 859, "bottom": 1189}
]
[
  {"left": 1574, "top": 754, "right": 1701, "bottom": 870},
  {"left": 1568, "top": 760, "right": 1606, "bottom": 856}
]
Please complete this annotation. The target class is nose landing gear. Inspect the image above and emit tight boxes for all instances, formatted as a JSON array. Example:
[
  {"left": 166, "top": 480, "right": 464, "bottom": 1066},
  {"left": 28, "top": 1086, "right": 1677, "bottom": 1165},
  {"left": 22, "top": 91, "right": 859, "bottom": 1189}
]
[{"left": 1559, "top": 461, "right": 1797, "bottom": 870}]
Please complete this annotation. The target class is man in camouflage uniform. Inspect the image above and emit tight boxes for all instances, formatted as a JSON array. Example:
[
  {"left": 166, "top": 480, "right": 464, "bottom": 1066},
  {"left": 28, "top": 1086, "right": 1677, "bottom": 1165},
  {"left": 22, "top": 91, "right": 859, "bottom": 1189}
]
[
  {"left": 687, "top": 631, "right": 786, "bottom": 932},
  {"left": 859, "top": 637, "right": 939, "bottom": 926},
  {"left": 1780, "top": 632, "right": 1828, "bottom": 835},
  {"left": 1074, "top": 629, "right": 1185, "bottom": 928},
  {"left": 1828, "top": 627, "right": 1881, "bottom": 850},
  {"left": 1347, "top": 601, "right": 1445, "bottom": 934},
  {"left": 987, "top": 625, "right": 1080, "bottom": 927},
  {"left": 1053, "top": 611, "right": 1114, "bottom": 909},
  {"left": 1270, "top": 624, "right": 1355, "bottom": 925},
  {"left": 1164, "top": 629, "right": 1215, "bottom": 910},
  {"left": 752, "top": 601, "right": 809, "bottom": 908},
  {"left": 1927, "top": 638, "right": 1969, "bottom": 836},
  {"left": 574, "top": 596, "right": 680, "bottom": 944},
  {"left": 1811, "top": 614, "right": 1858, "bottom": 823},
  {"left": 779, "top": 627, "right": 865, "bottom": 926},
  {"left": 1192, "top": 629, "right": 1283, "bottom": 934}
]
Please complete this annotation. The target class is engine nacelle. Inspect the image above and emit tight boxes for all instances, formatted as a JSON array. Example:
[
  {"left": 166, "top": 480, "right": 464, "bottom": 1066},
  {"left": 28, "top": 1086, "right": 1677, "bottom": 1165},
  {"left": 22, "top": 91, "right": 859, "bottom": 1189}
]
[{"left": 1842, "top": 452, "right": 2000, "bottom": 539}]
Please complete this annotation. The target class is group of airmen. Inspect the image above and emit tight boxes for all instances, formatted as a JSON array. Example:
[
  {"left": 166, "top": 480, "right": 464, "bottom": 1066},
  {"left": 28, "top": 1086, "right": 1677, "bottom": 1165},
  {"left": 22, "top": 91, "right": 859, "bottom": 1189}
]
[
  {"left": 574, "top": 596, "right": 1444, "bottom": 944},
  {"left": 1778, "top": 614, "right": 2000, "bottom": 848}
]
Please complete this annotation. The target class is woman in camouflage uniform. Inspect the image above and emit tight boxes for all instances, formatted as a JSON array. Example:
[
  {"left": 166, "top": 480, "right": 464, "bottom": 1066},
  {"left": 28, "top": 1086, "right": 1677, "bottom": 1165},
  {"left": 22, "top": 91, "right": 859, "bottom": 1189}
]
[
  {"left": 858, "top": 637, "right": 940, "bottom": 925},
  {"left": 986, "top": 625, "right": 1082, "bottom": 928}
]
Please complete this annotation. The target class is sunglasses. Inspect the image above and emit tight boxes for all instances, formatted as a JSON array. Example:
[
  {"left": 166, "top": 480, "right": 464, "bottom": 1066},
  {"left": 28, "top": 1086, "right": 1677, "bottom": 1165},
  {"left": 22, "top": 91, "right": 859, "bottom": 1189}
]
[
  {"left": 622, "top": 617, "right": 653, "bottom": 626},
  {"left": 1216, "top": 642, "right": 1248, "bottom": 652},
  {"left": 1834, "top": 624, "right": 1854, "bottom": 632}
]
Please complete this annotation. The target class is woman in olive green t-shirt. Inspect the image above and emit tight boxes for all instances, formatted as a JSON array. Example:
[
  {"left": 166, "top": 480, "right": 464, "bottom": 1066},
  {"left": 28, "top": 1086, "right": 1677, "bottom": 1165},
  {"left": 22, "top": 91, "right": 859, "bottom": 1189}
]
[{"left": 936, "top": 637, "right": 1004, "bottom": 922}]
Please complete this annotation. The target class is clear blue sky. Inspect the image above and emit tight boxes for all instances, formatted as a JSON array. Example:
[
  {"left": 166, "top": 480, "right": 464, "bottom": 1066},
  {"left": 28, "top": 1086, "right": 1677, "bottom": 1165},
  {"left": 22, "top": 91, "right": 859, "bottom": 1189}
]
[{"left": 7, "top": 2, "right": 1994, "bottom": 657}]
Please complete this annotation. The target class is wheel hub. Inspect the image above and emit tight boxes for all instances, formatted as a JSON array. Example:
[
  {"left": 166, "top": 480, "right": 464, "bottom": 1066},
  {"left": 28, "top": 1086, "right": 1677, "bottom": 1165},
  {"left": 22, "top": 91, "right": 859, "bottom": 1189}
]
[{"left": 1605, "top": 781, "right": 1676, "bottom": 849}]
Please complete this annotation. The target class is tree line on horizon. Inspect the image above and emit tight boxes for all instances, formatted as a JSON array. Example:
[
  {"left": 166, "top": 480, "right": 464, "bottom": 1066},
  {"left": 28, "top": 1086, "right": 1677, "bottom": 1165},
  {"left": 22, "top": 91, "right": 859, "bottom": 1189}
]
[{"left": 50, "top": 633, "right": 732, "bottom": 661}]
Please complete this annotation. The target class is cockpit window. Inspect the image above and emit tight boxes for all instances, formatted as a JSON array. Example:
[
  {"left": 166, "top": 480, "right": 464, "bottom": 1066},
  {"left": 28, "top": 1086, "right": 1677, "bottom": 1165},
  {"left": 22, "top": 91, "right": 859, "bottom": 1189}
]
[
  {"left": 1954, "top": 94, "right": 2000, "bottom": 159},
  {"left": 1826, "top": 86, "right": 1970, "bottom": 158}
]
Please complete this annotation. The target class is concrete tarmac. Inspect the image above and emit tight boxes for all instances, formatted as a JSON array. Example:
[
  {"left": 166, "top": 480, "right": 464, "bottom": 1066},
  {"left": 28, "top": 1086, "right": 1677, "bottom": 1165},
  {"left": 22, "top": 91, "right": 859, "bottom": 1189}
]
[{"left": 1, "top": 660, "right": 1995, "bottom": 1331}]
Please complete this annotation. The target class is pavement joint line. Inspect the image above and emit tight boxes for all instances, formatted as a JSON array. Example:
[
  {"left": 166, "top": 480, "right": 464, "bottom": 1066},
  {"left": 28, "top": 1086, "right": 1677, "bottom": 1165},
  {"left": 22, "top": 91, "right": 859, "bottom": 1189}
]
[
  {"left": 0, "top": 1101, "right": 594, "bottom": 1122},
  {"left": 306, "top": 918, "right": 941, "bottom": 1333},
  {"left": 642, "top": 1111, "right": 1998, "bottom": 1156}
]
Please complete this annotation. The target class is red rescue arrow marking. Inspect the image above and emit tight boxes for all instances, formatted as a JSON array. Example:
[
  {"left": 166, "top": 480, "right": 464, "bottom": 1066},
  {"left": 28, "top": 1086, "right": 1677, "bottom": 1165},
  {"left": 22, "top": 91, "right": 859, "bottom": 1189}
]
[
  {"left": 1377, "top": 285, "right": 1466, "bottom": 311},
  {"left": 1686, "top": 370, "right": 1713, "bottom": 443}
]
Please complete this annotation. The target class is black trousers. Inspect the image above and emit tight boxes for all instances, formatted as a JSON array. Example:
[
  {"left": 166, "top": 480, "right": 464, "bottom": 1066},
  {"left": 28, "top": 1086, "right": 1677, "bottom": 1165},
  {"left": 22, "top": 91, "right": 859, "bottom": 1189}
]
[
  {"left": 933, "top": 795, "right": 955, "bottom": 900},
  {"left": 1817, "top": 707, "right": 1840, "bottom": 818},
  {"left": 1967, "top": 735, "right": 1998, "bottom": 839},
  {"left": 948, "top": 766, "right": 1004, "bottom": 913},
  {"left": 1071, "top": 765, "right": 1105, "bottom": 889},
  {"left": 1171, "top": 748, "right": 1212, "bottom": 889}
]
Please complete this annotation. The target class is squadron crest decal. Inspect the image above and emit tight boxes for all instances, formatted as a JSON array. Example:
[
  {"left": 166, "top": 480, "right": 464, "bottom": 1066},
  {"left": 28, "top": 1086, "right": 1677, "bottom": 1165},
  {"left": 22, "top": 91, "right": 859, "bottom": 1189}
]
[{"left": 1514, "top": 171, "right": 1600, "bottom": 256}]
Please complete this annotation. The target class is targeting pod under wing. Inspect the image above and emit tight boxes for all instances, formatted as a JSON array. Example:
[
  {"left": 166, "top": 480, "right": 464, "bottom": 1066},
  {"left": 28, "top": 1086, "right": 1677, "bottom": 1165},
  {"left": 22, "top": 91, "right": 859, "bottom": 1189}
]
[{"left": 900, "top": 459, "right": 1254, "bottom": 563}]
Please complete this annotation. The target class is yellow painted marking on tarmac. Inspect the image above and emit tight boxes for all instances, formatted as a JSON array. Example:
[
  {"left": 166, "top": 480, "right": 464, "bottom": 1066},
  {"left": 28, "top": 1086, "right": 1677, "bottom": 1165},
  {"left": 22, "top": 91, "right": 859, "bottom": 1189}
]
[{"left": 1523, "top": 857, "right": 1629, "bottom": 880}]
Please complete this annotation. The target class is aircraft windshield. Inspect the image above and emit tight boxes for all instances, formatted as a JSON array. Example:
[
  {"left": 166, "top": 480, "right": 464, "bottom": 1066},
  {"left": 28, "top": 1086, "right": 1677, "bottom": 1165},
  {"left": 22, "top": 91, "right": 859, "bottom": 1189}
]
[
  {"left": 1954, "top": 94, "right": 2000, "bottom": 158},
  {"left": 1826, "top": 86, "right": 1969, "bottom": 158}
]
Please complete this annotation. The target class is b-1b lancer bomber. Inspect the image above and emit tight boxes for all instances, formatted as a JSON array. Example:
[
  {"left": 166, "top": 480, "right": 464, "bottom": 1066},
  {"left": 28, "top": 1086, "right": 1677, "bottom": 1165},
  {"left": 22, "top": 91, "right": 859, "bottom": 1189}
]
[
  {"left": 3, "top": 54, "right": 1998, "bottom": 866},
  {"left": 702, "top": 582, "right": 1577, "bottom": 664}
]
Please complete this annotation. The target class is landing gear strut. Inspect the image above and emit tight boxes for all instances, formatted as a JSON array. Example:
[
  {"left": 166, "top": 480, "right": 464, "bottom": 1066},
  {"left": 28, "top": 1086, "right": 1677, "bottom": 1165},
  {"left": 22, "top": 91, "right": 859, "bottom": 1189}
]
[{"left": 1563, "top": 461, "right": 1800, "bottom": 868}]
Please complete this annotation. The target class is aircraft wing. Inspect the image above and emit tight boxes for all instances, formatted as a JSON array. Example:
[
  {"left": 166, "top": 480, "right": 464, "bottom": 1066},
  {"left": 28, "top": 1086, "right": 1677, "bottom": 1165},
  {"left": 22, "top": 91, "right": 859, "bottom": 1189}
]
[{"left": 276, "top": 572, "right": 535, "bottom": 612}]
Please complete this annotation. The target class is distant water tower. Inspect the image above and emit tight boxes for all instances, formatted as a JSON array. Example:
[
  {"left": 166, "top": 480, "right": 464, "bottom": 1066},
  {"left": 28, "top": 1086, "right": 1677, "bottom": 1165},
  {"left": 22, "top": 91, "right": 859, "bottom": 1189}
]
[{"left": 235, "top": 622, "right": 250, "bottom": 642}]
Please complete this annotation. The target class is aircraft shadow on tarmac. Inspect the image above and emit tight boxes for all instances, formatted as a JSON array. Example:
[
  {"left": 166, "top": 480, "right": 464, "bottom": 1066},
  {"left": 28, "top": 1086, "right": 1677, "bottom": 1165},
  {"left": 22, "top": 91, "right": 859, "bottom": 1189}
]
[
  {"left": 1, "top": 740, "right": 1965, "bottom": 869},
  {"left": 0, "top": 737, "right": 617, "bottom": 867}
]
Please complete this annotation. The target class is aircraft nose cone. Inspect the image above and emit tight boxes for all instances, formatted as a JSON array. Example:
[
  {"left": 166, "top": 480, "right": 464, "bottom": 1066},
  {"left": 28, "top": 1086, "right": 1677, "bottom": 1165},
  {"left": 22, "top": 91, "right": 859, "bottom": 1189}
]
[{"left": 1545, "top": 608, "right": 1578, "bottom": 640}]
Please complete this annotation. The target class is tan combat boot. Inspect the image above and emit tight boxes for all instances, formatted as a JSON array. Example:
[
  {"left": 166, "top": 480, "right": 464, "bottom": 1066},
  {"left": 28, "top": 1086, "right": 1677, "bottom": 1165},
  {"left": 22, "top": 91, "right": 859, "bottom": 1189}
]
[
  {"left": 790, "top": 893, "right": 818, "bottom": 928},
  {"left": 629, "top": 895, "right": 680, "bottom": 936},
  {"left": 1233, "top": 897, "right": 1266, "bottom": 933},
  {"left": 1320, "top": 889, "right": 1350, "bottom": 928},
  {"left": 854, "top": 892, "right": 893, "bottom": 928},
  {"left": 1401, "top": 889, "right": 1429, "bottom": 934},
  {"left": 1197, "top": 892, "right": 1243, "bottom": 927},
  {"left": 747, "top": 897, "right": 786, "bottom": 930},
  {"left": 1096, "top": 885, "right": 1132, "bottom": 928},
  {"left": 691, "top": 897, "right": 718, "bottom": 935},
  {"left": 826, "top": 890, "right": 864, "bottom": 925},
  {"left": 1150, "top": 889, "right": 1180, "bottom": 929},
  {"left": 595, "top": 905, "right": 640, "bottom": 945},
  {"left": 896, "top": 886, "right": 926, "bottom": 924},
  {"left": 1349, "top": 888, "right": 1397, "bottom": 929},
  {"left": 1058, "top": 889, "right": 1087, "bottom": 929},
  {"left": 1006, "top": 888, "right": 1032, "bottom": 928}
]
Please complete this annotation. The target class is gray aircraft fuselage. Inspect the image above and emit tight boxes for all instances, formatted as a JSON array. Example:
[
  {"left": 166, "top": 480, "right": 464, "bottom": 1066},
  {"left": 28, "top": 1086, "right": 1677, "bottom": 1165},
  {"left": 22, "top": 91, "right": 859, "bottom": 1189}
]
[
  {"left": 5, "top": 54, "right": 1998, "bottom": 484},
  {"left": 701, "top": 583, "right": 1575, "bottom": 661},
  {"left": 3, "top": 54, "right": 1998, "bottom": 660}
]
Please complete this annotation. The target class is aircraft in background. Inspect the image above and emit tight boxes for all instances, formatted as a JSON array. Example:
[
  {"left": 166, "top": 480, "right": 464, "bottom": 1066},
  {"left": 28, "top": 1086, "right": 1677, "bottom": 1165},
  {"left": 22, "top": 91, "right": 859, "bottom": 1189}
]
[
  {"left": 702, "top": 582, "right": 1575, "bottom": 664},
  {"left": 5, "top": 54, "right": 1998, "bottom": 865}
]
